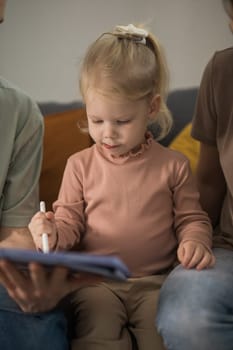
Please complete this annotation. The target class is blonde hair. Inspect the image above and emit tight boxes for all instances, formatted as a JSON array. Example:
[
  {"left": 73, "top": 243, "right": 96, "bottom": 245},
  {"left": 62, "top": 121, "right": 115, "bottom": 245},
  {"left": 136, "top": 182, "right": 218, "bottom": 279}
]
[{"left": 79, "top": 24, "right": 173, "bottom": 140}]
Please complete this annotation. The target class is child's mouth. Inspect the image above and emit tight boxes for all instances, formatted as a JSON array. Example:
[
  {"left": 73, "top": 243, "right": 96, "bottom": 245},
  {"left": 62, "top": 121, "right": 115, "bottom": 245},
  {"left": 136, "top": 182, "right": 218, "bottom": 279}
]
[{"left": 102, "top": 143, "right": 119, "bottom": 150}]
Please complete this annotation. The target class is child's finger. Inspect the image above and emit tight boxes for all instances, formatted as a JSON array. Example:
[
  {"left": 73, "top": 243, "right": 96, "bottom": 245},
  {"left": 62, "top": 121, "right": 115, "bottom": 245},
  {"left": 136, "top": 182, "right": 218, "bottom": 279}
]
[
  {"left": 178, "top": 243, "right": 195, "bottom": 267},
  {"left": 45, "top": 211, "right": 55, "bottom": 220},
  {"left": 196, "top": 253, "right": 212, "bottom": 270},
  {"left": 209, "top": 254, "right": 216, "bottom": 267},
  {"left": 185, "top": 247, "right": 205, "bottom": 268},
  {"left": 177, "top": 244, "right": 186, "bottom": 262},
  {"left": 196, "top": 253, "right": 216, "bottom": 270}
]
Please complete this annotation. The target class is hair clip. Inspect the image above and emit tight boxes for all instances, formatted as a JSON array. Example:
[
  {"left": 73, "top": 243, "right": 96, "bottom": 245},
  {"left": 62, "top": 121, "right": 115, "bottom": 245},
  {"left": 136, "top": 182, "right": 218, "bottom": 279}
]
[{"left": 114, "top": 24, "right": 148, "bottom": 44}]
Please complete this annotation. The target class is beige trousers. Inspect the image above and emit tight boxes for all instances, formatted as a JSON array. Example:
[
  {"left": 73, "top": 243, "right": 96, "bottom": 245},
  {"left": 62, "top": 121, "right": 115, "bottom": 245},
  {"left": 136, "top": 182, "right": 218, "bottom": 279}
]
[{"left": 69, "top": 275, "right": 167, "bottom": 350}]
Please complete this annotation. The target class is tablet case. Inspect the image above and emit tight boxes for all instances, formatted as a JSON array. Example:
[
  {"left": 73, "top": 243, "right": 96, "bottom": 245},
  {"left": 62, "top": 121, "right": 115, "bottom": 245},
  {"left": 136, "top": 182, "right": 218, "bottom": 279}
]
[{"left": 0, "top": 248, "right": 130, "bottom": 281}]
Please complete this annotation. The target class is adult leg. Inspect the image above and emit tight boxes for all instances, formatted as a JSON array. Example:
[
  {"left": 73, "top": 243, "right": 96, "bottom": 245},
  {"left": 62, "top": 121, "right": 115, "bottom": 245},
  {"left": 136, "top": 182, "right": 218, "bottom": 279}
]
[
  {"left": 0, "top": 284, "right": 69, "bottom": 350},
  {"left": 156, "top": 248, "right": 233, "bottom": 350},
  {"left": 128, "top": 275, "right": 166, "bottom": 350},
  {"left": 70, "top": 283, "right": 132, "bottom": 350}
]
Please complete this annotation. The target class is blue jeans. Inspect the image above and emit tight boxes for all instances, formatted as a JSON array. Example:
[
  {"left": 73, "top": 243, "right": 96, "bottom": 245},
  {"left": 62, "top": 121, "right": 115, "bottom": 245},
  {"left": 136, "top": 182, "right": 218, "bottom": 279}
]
[
  {"left": 0, "top": 285, "right": 69, "bottom": 350},
  {"left": 156, "top": 248, "right": 233, "bottom": 350}
]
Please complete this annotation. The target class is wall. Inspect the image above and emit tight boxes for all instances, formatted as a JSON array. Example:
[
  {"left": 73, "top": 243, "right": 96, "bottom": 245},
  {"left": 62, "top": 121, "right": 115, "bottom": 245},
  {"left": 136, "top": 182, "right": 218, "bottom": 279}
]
[{"left": 0, "top": 0, "right": 232, "bottom": 102}]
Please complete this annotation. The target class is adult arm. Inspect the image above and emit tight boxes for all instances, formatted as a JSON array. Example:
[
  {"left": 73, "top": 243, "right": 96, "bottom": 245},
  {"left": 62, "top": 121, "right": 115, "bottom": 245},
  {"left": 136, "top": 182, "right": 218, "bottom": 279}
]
[
  {"left": 0, "top": 227, "right": 35, "bottom": 249},
  {"left": 195, "top": 142, "right": 226, "bottom": 227},
  {"left": 0, "top": 90, "right": 43, "bottom": 244}
]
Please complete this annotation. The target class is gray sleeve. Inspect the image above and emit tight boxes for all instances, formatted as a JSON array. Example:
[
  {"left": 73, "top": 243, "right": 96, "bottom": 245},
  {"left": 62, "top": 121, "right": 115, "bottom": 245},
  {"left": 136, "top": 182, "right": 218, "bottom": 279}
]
[{"left": 1, "top": 96, "right": 44, "bottom": 227}]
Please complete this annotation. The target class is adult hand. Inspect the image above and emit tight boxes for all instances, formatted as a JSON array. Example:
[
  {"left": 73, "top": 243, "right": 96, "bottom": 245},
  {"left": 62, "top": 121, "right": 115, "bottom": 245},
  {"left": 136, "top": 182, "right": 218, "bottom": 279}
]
[{"left": 0, "top": 259, "right": 101, "bottom": 313}]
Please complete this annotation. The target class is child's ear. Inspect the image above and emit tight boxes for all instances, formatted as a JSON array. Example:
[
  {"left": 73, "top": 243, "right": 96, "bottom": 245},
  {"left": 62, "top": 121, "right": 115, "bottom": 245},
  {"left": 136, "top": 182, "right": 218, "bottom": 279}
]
[{"left": 148, "top": 94, "right": 161, "bottom": 120}]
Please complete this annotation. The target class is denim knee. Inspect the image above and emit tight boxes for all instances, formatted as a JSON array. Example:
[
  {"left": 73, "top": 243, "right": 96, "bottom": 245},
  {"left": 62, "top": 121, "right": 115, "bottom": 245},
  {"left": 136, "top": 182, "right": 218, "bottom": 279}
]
[
  {"left": 0, "top": 284, "right": 69, "bottom": 350},
  {"left": 156, "top": 249, "right": 233, "bottom": 350},
  {"left": 156, "top": 266, "right": 203, "bottom": 348},
  {"left": 0, "top": 309, "right": 69, "bottom": 350}
]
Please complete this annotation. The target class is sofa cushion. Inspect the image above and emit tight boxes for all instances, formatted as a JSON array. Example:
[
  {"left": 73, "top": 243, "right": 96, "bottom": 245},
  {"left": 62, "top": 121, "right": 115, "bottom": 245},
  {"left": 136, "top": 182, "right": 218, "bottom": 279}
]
[
  {"left": 169, "top": 123, "right": 200, "bottom": 173},
  {"left": 39, "top": 108, "right": 92, "bottom": 210},
  {"left": 149, "top": 88, "right": 198, "bottom": 147}
]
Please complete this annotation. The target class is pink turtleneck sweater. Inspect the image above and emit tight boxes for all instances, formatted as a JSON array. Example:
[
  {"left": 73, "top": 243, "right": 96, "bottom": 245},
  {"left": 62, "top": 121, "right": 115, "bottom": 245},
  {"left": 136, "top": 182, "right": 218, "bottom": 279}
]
[{"left": 53, "top": 137, "right": 212, "bottom": 277}]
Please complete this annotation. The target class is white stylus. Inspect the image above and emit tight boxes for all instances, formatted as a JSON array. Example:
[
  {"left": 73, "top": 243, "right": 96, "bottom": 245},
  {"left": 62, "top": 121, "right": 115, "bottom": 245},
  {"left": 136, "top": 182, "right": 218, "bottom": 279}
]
[{"left": 40, "top": 201, "right": 50, "bottom": 253}]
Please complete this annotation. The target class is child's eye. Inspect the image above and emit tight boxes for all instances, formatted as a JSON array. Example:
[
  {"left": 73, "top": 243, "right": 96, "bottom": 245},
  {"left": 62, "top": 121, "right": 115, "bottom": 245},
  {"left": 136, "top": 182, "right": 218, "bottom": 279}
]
[
  {"left": 92, "top": 119, "right": 103, "bottom": 124},
  {"left": 116, "top": 120, "right": 131, "bottom": 124}
]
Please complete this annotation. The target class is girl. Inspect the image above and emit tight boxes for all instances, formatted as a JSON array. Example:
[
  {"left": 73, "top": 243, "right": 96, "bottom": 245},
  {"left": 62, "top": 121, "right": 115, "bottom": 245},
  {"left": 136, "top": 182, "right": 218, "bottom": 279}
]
[{"left": 29, "top": 24, "right": 215, "bottom": 350}]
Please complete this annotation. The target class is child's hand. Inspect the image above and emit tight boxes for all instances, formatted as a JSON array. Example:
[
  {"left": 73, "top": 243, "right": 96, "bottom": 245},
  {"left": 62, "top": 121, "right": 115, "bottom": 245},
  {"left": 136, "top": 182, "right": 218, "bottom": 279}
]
[
  {"left": 177, "top": 241, "right": 215, "bottom": 270},
  {"left": 28, "top": 211, "right": 57, "bottom": 251}
]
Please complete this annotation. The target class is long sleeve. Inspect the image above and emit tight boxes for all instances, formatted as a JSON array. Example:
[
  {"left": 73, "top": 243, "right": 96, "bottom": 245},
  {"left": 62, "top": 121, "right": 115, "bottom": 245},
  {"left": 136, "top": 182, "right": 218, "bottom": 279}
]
[
  {"left": 0, "top": 79, "right": 43, "bottom": 227},
  {"left": 51, "top": 141, "right": 213, "bottom": 276},
  {"left": 53, "top": 157, "right": 85, "bottom": 250},
  {"left": 172, "top": 158, "right": 212, "bottom": 250}
]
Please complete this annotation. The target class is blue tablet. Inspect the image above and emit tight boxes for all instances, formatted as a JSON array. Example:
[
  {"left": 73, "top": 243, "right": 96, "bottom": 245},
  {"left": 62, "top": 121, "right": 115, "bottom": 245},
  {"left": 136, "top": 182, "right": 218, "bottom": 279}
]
[{"left": 0, "top": 248, "right": 130, "bottom": 281}]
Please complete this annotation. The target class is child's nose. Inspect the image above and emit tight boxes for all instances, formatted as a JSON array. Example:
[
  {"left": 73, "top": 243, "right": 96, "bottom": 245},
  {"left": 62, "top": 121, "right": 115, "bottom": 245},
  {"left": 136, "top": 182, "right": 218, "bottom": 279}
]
[{"left": 103, "top": 123, "right": 116, "bottom": 138}]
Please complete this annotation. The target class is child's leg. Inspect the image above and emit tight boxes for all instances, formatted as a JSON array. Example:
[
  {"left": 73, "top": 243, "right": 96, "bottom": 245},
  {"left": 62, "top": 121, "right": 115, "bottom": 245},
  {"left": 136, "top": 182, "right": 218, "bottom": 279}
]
[
  {"left": 70, "top": 283, "right": 132, "bottom": 350},
  {"left": 128, "top": 275, "right": 167, "bottom": 350}
]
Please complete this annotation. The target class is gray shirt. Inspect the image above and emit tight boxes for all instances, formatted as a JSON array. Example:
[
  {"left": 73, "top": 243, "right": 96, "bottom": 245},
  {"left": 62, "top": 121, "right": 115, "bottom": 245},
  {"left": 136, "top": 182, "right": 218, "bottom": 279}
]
[{"left": 0, "top": 77, "right": 43, "bottom": 227}]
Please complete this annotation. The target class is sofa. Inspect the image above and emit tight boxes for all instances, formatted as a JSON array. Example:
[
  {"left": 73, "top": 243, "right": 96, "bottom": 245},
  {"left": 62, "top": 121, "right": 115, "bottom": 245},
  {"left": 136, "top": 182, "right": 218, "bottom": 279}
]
[{"left": 38, "top": 87, "right": 199, "bottom": 210}]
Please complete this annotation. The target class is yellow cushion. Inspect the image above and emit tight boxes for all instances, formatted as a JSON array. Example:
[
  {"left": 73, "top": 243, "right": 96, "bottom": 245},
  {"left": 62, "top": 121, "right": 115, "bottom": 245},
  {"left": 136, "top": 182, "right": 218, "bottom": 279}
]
[{"left": 169, "top": 123, "right": 200, "bottom": 173}]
